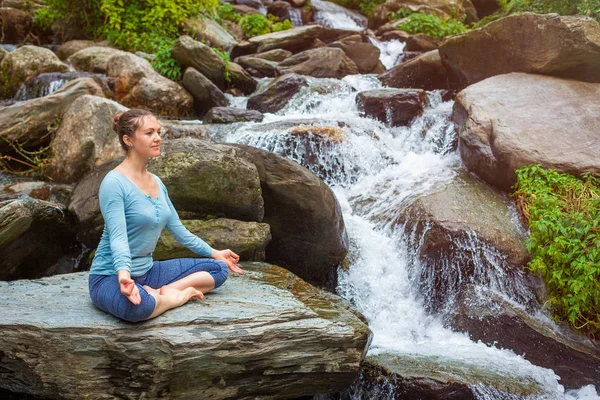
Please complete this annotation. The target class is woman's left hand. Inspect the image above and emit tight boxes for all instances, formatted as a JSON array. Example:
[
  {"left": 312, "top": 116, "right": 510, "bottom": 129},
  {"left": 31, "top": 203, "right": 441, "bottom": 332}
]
[{"left": 212, "top": 249, "right": 243, "bottom": 274}]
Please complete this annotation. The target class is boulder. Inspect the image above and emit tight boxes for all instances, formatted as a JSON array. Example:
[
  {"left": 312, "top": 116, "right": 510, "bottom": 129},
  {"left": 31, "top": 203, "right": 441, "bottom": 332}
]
[
  {"left": 107, "top": 52, "right": 193, "bottom": 117},
  {"left": 0, "top": 197, "right": 76, "bottom": 281},
  {"left": 0, "top": 7, "right": 31, "bottom": 42},
  {"left": 158, "top": 119, "right": 212, "bottom": 140},
  {"left": 44, "top": 95, "right": 126, "bottom": 184},
  {"left": 248, "top": 24, "right": 324, "bottom": 53},
  {"left": 182, "top": 67, "right": 229, "bottom": 117},
  {"left": 1, "top": 0, "right": 43, "bottom": 10},
  {"left": 233, "top": 144, "right": 349, "bottom": 290},
  {"left": 369, "top": 0, "right": 478, "bottom": 30},
  {"left": 235, "top": 0, "right": 263, "bottom": 8},
  {"left": 398, "top": 171, "right": 534, "bottom": 312},
  {"left": 0, "top": 263, "right": 371, "bottom": 399},
  {"left": 439, "top": 13, "right": 600, "bottom": 89},
  {"left": 66, "top": 46, "right": 127, "bottom": 73},
  {"left": 57, "top": 40, "right": 111, "bottom": 61},
  {"left": 268, "top": 0, "right": 291, "bottom": 21},
  {"left": 449, "top": 285, "right": 600, "bottom": 389},
  {"left": 379, "top": 50, "right": 459, "bottom": 91},
  {"left": 227, "top": 62, "right": 258, "bottom": 95},
  {"left": 154, "top": 218, "right": 271, "bottom": 261},
  {"left": 247, "top": 73, "right": 308, "bottom": 113},
  {"left": 0, "top": 180, "right": 72, "bottom": 204},
  {"left": 0, "top": 46, "right": 7, "bottom": 63},
  {"left": 232, "top": 4, "right": 262, "bottom": 15},
  {"left": 171, "top": 35, "right": 227, "bottom": 89},
  {"left": 453, "top": 73, "right": 600, "bottom": 192},
  {"left": 203, "top": 107, "right": 264, "bottom": 123},
  {"left": 327, "top": 40, "right": 381, "bottom": 74},
  {"left": 183, "top": 15, "right": 238, "bottom": 51},
  {"left": 0, "top": 77, "right": 105, "bottom": 152},
  {"left": 471, "top": 0, "right": 499, "bottom": 18},
  {"left": 380, "top": 29, "right": 410, "bottom": 41},
  {"left": 404, "top": 33, "right": 440, "bottom": 52},
  {"left": 356, "top": 88, "right": 428, "bottom": 126},
  {"left": 235, "top": 56, "right": 280, "bottom": 77},
  {"left": 277, "top": 47, "right": 359, "bottom": 78},
  {"left": 235, "top": 48, "right": 293, "bottom": 63},
  {"left": 0, "top": 45, "right": 69, "bottom": 98}
]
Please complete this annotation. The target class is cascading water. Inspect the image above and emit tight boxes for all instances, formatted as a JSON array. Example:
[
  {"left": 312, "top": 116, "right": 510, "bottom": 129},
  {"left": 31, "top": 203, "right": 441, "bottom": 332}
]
[
  {"left": 311, "top": 0, "right": 367, "bottom": 31},
  {"left": 288, "top": 7, "right": 304, "bottom": 26},
  {"left": 369, "top": 37, "right": 406, "bottom": 69},
  {"left": 213, "top": 74, "right": 599, "bottom": 399}
]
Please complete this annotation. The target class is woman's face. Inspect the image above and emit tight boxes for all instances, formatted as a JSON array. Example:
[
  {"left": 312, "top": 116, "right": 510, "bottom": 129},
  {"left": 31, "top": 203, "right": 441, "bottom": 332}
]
[{"left": 128, "top": 116, "right": 161, "bottom": 158}]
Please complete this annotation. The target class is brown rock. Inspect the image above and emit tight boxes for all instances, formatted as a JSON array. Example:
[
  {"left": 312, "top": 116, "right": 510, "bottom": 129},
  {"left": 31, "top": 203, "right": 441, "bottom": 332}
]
[
  {"left": 471, "top": 0, "right": 499, "bottom": 17},
  {"left": 182, "top": 67, "right": 228, "bottom": 117},
  {"left": 439, "top": 13, "right": 600, "bottom": 89},
  {"left": 268, "top": 0, "right": 291, "bottom": 21},
  {"left": 404, "top": 33, "right": 440, "bottom": 52},
  {"left": 66, "top": 46, "right": 127, "bottom": 73},
  {"left": 356, "top": 88, "right": 428, "bottom": 126},
  {"left": 57, "top": 40, "right": 111, "bottom": 61},
  {"left": 235, "top": 56, "right": 280, "bottom": 77},
  {"left": 380, "top": 30, "right": 410, "bottom": 41},
  {"left": 277, "top": 47, "right": 359, "bottom": 78},
  {"left": 171, "top": 35, "right": 227, "bottom": 89},
  {"left": 379, "top": 49, "right": 459, "bottom": 91},
  {"left": 203, "top": 107, "right": 264, "bottom": 123},
  {"left": 369, "top": 0, "right": 477, "bottom": 30},
  {"left": 453, "top": 72, "right": 600, "bottom": 192},
  {"left": 247, "top": 73, "right": 308, "bottom": 113},
  {"left": 248, "top": 24, "right": 324, "bottom": 53},
  {"left": 227, "top": 62, "right": 258, "bottom": 95},
  {"left": 231, "top": 4, "right": 262, "bottom": 15},
  {"left": 235, "top": 48, "right": 293, "bottom": 62},
  {"left": 0, "top": 7, "right": 31, "bottom": 42},
  {"left": 327, "top": 40, "right": 381, "bottom": 74}
]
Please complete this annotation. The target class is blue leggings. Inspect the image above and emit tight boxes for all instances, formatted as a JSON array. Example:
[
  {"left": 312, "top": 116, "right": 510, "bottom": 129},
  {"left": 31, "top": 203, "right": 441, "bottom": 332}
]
[{"left": 89, "top": 258, "right": 229, "bottom": 322}]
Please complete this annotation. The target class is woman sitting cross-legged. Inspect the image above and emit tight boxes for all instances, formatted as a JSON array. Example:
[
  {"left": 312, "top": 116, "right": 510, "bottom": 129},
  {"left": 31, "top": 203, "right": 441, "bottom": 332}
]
[{"left": 88, "top": 109, "right": 244, "bottom": 322}]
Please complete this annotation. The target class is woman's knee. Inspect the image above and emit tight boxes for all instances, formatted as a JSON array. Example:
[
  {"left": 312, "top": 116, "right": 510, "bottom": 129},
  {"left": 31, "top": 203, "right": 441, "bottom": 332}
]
[{"left": 212, "top": 260, "right": 229, "bottom": 289}]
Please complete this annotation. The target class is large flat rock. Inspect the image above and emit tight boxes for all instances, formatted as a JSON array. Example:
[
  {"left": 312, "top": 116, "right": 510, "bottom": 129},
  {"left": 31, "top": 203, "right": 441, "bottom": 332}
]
[{"left": 0, "top": 262, "right": 371, "bottom": 399}]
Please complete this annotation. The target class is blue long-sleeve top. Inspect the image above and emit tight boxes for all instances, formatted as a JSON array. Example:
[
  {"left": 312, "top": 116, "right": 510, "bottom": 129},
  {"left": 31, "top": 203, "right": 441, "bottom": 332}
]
[{"left": 89, "top": 170, "right": 213, "bottom": 277}]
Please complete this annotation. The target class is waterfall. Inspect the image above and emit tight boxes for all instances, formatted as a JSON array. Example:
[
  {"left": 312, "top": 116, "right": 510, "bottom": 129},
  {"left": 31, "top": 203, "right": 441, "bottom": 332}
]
[
  {"left": 13, "top": 72, "right": 98, "bottom": 102},
  {"left": 215, "top": 75, "right": 599, "bottom": 399},
  {"left": 288, "top": 7, "right": 303, "bottom": 26},
  {"left": 369, "top": 37, "right": 406, "bottom": 69},
  {"left": 311, "top": 0, "right": 367, "bottom": 31}
]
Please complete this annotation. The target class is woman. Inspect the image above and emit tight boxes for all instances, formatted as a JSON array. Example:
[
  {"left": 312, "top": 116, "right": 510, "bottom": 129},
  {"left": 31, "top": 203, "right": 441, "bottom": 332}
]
[{"left": 88, "top": 109, "right": 243, "bottom": 322}]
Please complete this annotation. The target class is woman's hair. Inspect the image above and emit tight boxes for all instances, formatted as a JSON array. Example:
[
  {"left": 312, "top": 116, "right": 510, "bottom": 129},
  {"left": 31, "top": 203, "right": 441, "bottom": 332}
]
[{"left": 112, "top": 109, "right": 155, "bottom": 152}]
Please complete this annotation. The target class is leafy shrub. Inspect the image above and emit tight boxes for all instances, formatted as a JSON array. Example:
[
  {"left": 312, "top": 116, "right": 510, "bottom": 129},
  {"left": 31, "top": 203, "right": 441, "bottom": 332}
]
[
  {"left": 32, "top": 7, "right": 60, "bottom": 31},
  {"left": 217, "top": 3, "right": 241, "bottom": 23},
  {"left": 513, "top": 165, "right": 600, "bottom": 335},
  {"left": 152, "top": 40, "right": 182, "bottom": 81},
  {"left": 327, "top": 0, "right": 385, "bottom": 16},
  {"left": 212, "top": 47, "right": 231, "bottom": 83},
  {"left": 238, "top": 13, "right": 292, "bottom": 37},
  {"left": 391, "top": 11, "right": 469, "bottom": 40}
]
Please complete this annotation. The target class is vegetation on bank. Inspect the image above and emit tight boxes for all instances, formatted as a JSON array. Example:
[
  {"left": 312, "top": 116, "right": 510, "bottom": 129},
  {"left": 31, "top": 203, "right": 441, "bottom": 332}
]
[
  {"left": 513, "top": 165, "right": 600, "bottom": 337},
  {"left": 387, "top": 8, "right": 468, "bottom": 39}
]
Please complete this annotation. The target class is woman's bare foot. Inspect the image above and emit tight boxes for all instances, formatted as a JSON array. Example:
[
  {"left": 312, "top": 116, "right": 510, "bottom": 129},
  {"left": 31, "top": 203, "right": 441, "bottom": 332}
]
[
  {"left": 160, "top": 285, "right": 204, "bottom": 301},
  {"left": 143, "top": 285, "right": 160, "bottom": 296}
]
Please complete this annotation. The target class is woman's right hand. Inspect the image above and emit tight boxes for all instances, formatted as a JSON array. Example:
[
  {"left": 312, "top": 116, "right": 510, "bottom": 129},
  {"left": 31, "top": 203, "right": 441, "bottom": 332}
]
[{"left": 117, "top": 270, "right": 141, "bottom": 305}]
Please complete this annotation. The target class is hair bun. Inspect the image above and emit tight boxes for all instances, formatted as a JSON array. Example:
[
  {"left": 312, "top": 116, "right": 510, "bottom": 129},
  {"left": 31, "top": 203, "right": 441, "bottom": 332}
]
[{"left": 112, "top": 112, "right": 124, "bottom": 132}]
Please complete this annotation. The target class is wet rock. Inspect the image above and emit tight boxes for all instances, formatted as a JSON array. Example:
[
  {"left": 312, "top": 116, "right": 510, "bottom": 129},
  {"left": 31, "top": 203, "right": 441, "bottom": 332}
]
[
  {"left": 232, "top": 4, "right": 262, "bottom": 15},
  {"left": 154, "top": 218, "right": 271, "bottom": 261},
  {"left": 0, "top": 45, "right": 68, "bottom": 98},
  {"left": 449, "top": 285, "right": 600, "bottom": 389},
  {"left": 248, "top": 24, "right": 324, "bottom": 53},
  {"left": 0, "top": 180, "right": 73, "bottom": 204},
  {"left": 0, "top": 7, "right": 31, "bottom": 42},
  {"left": 235, "top": 0, "right": 263, "bottom": 9},
  {"left": 227, "top": 62, "right": 258, "bottom": 95},
  {"left": 439, "top": 13, "right": 600, "bottom": 89},
  {"left": 312, "top": 0, "right": 368, "bottom": 29},
  {"left": 57, "top": 40, "right": 111, "bottom": 61},
  {"left": 0, "top": 263, "right": 371, "bottom": 399},
  {"left": 277, "top": 47, "right": 359, "bottom": 78},
  {"left": 45, "top": 95, "right": 126, "bottom": 184},
  {"left": 453, "top": 73, "right": 600, "bottom": 192},
  {"left": 159, "top": 119, "right": 211, "bottom": 140},
  {"left": 369, "top": 0, "right": 478, "bottom": 30},
  {"left": 327, "top": 40, "right": 381, "bottom": 74},
  {"left": 405, "top": 33, "right": 440, "bottom": 52},
  {"left": 172, "top": 35, "right": 227, "bottom": 89},
  {"left": 203, "top": 107, "right": 264, "bottom": 123},
  {"left": 268, "top": 0, "right": 291, "bottom": 21},
  {"left": 182, "top": 67, "right": 229, "bottom": 117},
  {"left": 398, "top": 171, "right": 534, "bottom": 312},
  {"left": 247, "top": 73, "right": 308, "bottom": 113},
  {"left": 0, "top": 77, "right": 105, "bottom": 152},
  {"left": 379, "top": 49, "right": 459, "bottom": 91},
  {"left": 379, "top": 29, "right": 410, "bottom": 41},
  {"left": 233, "top": 143, "right": 349, "bottom": 290},
  {"left": 235, "top": 56, "right": 280, "bottom": 77},
  {"left": 356, "top": 88, "right": 428, "bottom": 126},
  {"left": 66, "top": 46, "right": 127, "bottom": 73},
  {"left": 235, "top": 48, "right": 293, "bottom": 63},
  {"left": 107, "top": 52, "right": 193, "bottom": 117},
  {"left": 0, "top": 197, "right": 77, "bottom": 280},
  {"left": 183, "top": 15, "right": 238, "bottom": 51}
]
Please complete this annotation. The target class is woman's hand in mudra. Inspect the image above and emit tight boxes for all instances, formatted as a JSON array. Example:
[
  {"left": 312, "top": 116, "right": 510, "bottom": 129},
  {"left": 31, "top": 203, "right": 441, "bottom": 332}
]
[
  {"left": 212, "top": 249, "right": 243, "bottom": 274},
  {"left": 117, "top": 270, "right": 141, "bottom": 305}
]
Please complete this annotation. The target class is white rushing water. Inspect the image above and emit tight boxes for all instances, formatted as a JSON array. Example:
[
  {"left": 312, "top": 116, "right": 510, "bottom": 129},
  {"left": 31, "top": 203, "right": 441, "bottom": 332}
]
[
  {"left": 216, "top": 73, "right": 599, "bottom": 399},
  {"left": 311, "top": 0, "right": 367, "bottom": 30}
]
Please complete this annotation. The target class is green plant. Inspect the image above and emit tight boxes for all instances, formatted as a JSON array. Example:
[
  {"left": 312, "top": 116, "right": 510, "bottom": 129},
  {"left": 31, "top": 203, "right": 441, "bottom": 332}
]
[
  {"left": 393, "top": 11, "right": 469, "bottom": 39},
  {"left": 152, "top": 40, "right": 182, "bottom": 81},
  {"left": 212, "top": 47, "right": 231, "bottom": 83},
  {"left": 0, "top": 138, "right": 50, "bottom": 175},
  {"left": 239, "top": 14, "right": 272, "bottom": 37},
  {"left": 513, "top": 165, "right": 600, "bottom": 336},
  {"left": 272, "top": 19, "right": 293, "bottom": 32},
  {"left": 32, "top": 7, "right": 60, "bottom": 31},
  {"left": 217, "top": 3, "right": 241, "bottom": 23}
]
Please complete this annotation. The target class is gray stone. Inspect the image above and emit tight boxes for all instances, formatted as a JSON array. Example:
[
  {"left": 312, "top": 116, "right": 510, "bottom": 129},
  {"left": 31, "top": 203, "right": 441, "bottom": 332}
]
[
  {"left": 453, "top": 72, "right": 600, "bottom": 192},
  {"left": 247, "top": 73, "right": 308, "bottom": 113},
  {"left": 183, "top": 15, "right": 238, "bottom": 50},
  {"left": 0, "top": 197, "right": 76, "bottom": 280},
  {"left": 356, "top": 88, "right": 428, "bottom": 126},
  {"left": 228, "top": 62, "right": 258, "bottom": 95},
  {"left": 277, "top": 47, "right": 359, "bottom": 78},
  {"left": 0, "top": 263, "right": 371, "bottom": 399},
  {"left": 248, "top": 24, "right": 324, "bottom": 53},
  {"left": 234, "top": 48, "right": 292, "bottom": 63},
  {"left": 182, "top": 67, "right": 229, "bottom": 117},
  {"left": 44, "top": 95, "right": 126, "bottom": 184},
  {"left": 203, "top": 107, "right": 264, "bottom": 123},
  {"left": 57, "top": 40, "right": 111, "bottom": 61},
  {"left": 0, "top": 180, "right": 73, "bottom": 204},
  {"left": 172, "top": 35, "right": 227, "bottom": 89},
  {"left": 0, "top": 77, "right": 106, "bottom": 152},
  {"left": 327, "top": 40, "right": 381, "bottom": 74},
  {"left": 66, "top": 46, "right": 127, "bottom": 73},
  {"left": 154, "top": 218, "right": 271, "bottom": 261},
  {"left": 235, "top": 56, "right": 280, "bottom": 77}
]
